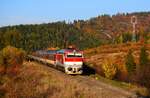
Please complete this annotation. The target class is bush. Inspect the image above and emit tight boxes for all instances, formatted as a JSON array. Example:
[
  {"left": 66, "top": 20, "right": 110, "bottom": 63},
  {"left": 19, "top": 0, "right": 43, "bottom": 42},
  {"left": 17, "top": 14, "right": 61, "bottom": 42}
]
[
  {"left": 122, "top": 32, "right": 132, "bottom": 43},
  {"left": 138, "top": 46, "right": 150, "bottom": 89},
  {"left": 0, "top": 46, "right": 25, "bottom": 75},
  {"left": 102, "top": 58, "right": 117, "bottom": 79},
  {"left": 139, "top": 46, "right": 149, "bottom": 66},
  {"left": 125, "top": 49, "right": 136, "bottom": 75},
  {"left": 116, "top": 64, "right": 128, "bottom": 81}
]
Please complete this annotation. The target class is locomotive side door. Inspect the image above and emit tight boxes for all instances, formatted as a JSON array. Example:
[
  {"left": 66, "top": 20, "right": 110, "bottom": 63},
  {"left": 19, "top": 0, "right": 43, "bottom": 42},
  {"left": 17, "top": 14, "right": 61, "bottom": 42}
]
[{"left": 55, "top": 54, "right": 64, "bottom": 66}]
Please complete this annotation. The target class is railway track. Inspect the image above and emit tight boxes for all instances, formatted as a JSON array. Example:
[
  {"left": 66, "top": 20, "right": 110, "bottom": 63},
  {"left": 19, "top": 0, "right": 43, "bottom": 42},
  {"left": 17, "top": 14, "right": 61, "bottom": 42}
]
[
  {"left": 26, "top": 58, "right": 138, "bottom": 98},
  {"left": 75, "top": 76, "right": 137, "bottom": 98}
]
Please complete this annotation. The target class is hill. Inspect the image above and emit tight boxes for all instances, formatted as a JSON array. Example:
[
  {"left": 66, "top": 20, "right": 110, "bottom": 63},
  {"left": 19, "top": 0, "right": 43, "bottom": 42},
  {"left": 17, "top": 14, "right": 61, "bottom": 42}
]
[
  {"left": 84, "top": 42, "right": 150, "bottom": 66},
  {"left": 0, "top": 12, "right": 150, "bottom": 52},
  {"left": 0, "top": 61, "right": 137, "bottom": 98},
  {"left": 0, "top": 22, "right": 101, "bottom": 51},
  {"left": 74, "top": 12, "right": 150, "bottom": 42},
  {"left": 84, "top": 42, "right": 150, "bottom": 84}
]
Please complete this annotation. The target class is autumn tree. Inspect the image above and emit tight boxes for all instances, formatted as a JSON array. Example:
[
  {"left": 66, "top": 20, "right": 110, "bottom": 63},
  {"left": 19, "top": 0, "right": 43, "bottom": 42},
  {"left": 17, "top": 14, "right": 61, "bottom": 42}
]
[
  {"left": 102, "top": 58, "right": 117, "bottom": 79},
  {"left": 139, "top": 46, "right": 149, "bottom": 66},
  {"left": 125, "top": 49, "right": 136, "bottom": 75},
  {"left": 0, "top": 46, "right": 25, "bottom": 74},
  {"left": 138, "top": 46, "right": 150, "bottom": 87}
]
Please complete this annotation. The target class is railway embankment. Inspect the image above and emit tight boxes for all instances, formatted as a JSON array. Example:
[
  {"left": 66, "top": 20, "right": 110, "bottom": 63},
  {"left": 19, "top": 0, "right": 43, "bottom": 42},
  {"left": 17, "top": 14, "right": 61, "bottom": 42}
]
[{"left": 1, "top": 61, "right": 138, "bottom": 98}]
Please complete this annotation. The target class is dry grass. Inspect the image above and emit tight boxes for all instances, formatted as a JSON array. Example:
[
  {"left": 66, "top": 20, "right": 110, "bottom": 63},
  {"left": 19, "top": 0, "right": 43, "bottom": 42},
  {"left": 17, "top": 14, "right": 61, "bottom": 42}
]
[
  {"left": 1, "top": 62, "right": 101, "bottom": 98},
  {"left": 84, "top": 42, "right": 150, "bottom": 56},
  {"left": 84, "top": 42, "right": 150, "bottom": 76},
  {"left": 84, "top": 42, "right": 150, "bottom": 96}
]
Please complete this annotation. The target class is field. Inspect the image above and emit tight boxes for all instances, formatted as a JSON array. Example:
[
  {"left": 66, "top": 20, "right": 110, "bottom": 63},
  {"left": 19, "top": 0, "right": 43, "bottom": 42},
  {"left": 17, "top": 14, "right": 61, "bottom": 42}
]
[{"left": 0, "top": 61, "right": 139, "bottom": 98}]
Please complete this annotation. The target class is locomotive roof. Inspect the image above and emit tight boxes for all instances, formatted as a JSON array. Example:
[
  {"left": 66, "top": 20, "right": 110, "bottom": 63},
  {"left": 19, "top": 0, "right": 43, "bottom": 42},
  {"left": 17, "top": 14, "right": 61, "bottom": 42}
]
[
  {"left": 36, "top": 48, "right": 82, "bottom": 55},
  {"left": 56, "top": 49, "right": 81, "bottom": 54},
  {"left": 36, "top": 50, "right": 57, "bottom": 55}
]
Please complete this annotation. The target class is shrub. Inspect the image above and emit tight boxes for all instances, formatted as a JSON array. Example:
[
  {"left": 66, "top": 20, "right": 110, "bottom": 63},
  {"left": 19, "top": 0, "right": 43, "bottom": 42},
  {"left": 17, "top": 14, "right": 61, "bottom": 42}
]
[
  {"left": 0, "top": 46, "right": 25, "bottom": 75},
  {"left": 138, "top": 46, "right": 150, "bottom": 89},
  {"left": 116, "top": 64, "right": 128, "bottom": 81},
  {"left": 102, "top": 58, "right": 117, "bottom": 79},
  {"left": 139, "top": 46, "right": 149, "bottom": 66},
  {"left": 122, "top": 32, "right": 132, "bottom": 43},
  {"left": 125, "top": 49, "right": 136, "bottom": 75}
]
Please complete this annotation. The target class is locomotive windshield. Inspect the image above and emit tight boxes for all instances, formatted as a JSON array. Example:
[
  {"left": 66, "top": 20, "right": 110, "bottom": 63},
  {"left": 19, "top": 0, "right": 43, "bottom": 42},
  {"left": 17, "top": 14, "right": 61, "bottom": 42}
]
[{"left": 67, "top": 53, "right": 82, "bottom": 58}]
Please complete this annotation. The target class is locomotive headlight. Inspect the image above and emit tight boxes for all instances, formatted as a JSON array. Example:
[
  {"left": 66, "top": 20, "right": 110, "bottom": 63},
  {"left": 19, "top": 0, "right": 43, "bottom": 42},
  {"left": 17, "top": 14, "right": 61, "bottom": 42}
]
[
  {"left": 68, "top": 67, "right": 72, "bottom": 71},
  {"left": 78, "top": 68, "right": 82, "bottom": 71}
]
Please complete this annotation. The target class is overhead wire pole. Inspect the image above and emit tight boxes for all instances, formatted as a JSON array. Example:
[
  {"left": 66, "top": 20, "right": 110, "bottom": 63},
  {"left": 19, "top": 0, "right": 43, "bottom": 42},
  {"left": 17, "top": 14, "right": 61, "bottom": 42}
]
[{"left": 131, "top": 16, "right": 137, "bottom": 42}]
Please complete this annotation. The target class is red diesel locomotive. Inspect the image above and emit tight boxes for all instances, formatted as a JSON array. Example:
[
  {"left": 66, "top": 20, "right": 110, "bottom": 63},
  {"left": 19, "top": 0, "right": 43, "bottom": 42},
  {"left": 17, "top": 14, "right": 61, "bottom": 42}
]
[{"left": 29, "top": 48, "right": 84, "bottom": 74}]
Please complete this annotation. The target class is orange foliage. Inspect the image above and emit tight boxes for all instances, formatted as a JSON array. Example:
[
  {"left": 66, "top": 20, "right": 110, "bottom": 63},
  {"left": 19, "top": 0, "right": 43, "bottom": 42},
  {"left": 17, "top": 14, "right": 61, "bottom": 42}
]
[
  {"left": 0, "top": 46, "right": 25, "bottom": 75},
  {"left": 84, "top": 43, "right": 150, "bottom": 81},
  {"left": 116, "top": 64, "right": 128, "bottom": 81}
]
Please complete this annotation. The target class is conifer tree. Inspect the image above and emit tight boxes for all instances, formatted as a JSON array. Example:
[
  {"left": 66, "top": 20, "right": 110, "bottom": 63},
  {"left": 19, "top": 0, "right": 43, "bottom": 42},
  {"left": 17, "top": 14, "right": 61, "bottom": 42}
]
[
  {"left": 139, "top": 46, "right": 149, "bottom": 66},
  {"left": 125, "top": 49, "right": 136, "bottom": 75}
]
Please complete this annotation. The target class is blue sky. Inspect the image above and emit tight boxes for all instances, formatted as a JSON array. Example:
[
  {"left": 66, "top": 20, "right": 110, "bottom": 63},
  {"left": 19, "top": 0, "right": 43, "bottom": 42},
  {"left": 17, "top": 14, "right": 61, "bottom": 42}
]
[{"left": 0, "top": 0, "right": 150, "bottom": 27}]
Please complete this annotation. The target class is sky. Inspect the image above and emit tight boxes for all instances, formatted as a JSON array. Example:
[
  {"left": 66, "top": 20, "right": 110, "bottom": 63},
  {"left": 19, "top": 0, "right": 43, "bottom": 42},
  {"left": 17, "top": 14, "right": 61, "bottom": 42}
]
[{"left": 0, "top": 0, "right": 150, "bottom": 27}]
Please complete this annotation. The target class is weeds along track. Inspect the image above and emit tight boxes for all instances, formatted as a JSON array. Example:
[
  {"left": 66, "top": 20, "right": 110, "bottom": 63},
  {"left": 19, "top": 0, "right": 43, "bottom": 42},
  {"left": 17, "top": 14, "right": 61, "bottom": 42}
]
[
  {"left": 25, "top": 60, "right": 138, "bottom": 98},
  {"left": 75, "top": 76, "right": 137, "bottom": 98}
]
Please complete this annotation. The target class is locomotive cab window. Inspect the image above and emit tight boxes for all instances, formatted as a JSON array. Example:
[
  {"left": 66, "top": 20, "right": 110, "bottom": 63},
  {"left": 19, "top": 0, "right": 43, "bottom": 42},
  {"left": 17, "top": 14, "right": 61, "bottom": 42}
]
[{"left": 67, "top": 53, "right": 82, "bottom": 58}]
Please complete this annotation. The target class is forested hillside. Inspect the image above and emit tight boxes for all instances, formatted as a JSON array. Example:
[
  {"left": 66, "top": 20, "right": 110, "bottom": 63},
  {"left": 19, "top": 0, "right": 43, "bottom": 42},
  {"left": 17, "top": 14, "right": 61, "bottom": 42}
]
[
  {"left": 74, "top": 12, "right": 150, "bottom": 43},
  {"left": 0, "top": 12, "right": 150, "bottom": 52},
  {"left": 0, "top": 22, "right": 101, "bottom": 52}
]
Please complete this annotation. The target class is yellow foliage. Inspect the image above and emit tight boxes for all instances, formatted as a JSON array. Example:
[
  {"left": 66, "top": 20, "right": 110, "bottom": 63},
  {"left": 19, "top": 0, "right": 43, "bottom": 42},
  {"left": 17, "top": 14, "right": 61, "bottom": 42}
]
[
  {"left": 0, "top": 46, "right": 25, "bottom": 74},
  {"left": 102, "top": 58, "right": 117, "bottom": 79}
]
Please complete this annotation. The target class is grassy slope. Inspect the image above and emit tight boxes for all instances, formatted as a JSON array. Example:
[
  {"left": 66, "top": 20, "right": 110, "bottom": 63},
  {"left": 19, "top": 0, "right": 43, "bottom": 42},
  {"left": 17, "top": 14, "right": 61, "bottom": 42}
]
[
  {"left": 1, "top": 62, "right": 100, "bottom": 98},
  {"left": 0, "top": 61, "right": 138, "bottom": 98},
  {"left": 84, "top": 42, "right": 150, "bottom": 96},
  {"left": 84, "top": 42, "right": 150, "bottom": 67}
]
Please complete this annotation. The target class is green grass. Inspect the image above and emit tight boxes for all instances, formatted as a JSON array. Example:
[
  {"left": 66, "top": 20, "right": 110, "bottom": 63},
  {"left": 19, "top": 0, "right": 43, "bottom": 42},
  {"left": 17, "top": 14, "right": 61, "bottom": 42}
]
[
  {"left": 90, "top": 74, "right": 133, "bottom": 90},
  {"left": 90, "top": 74, "right": 150, "bottom": 96}
]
